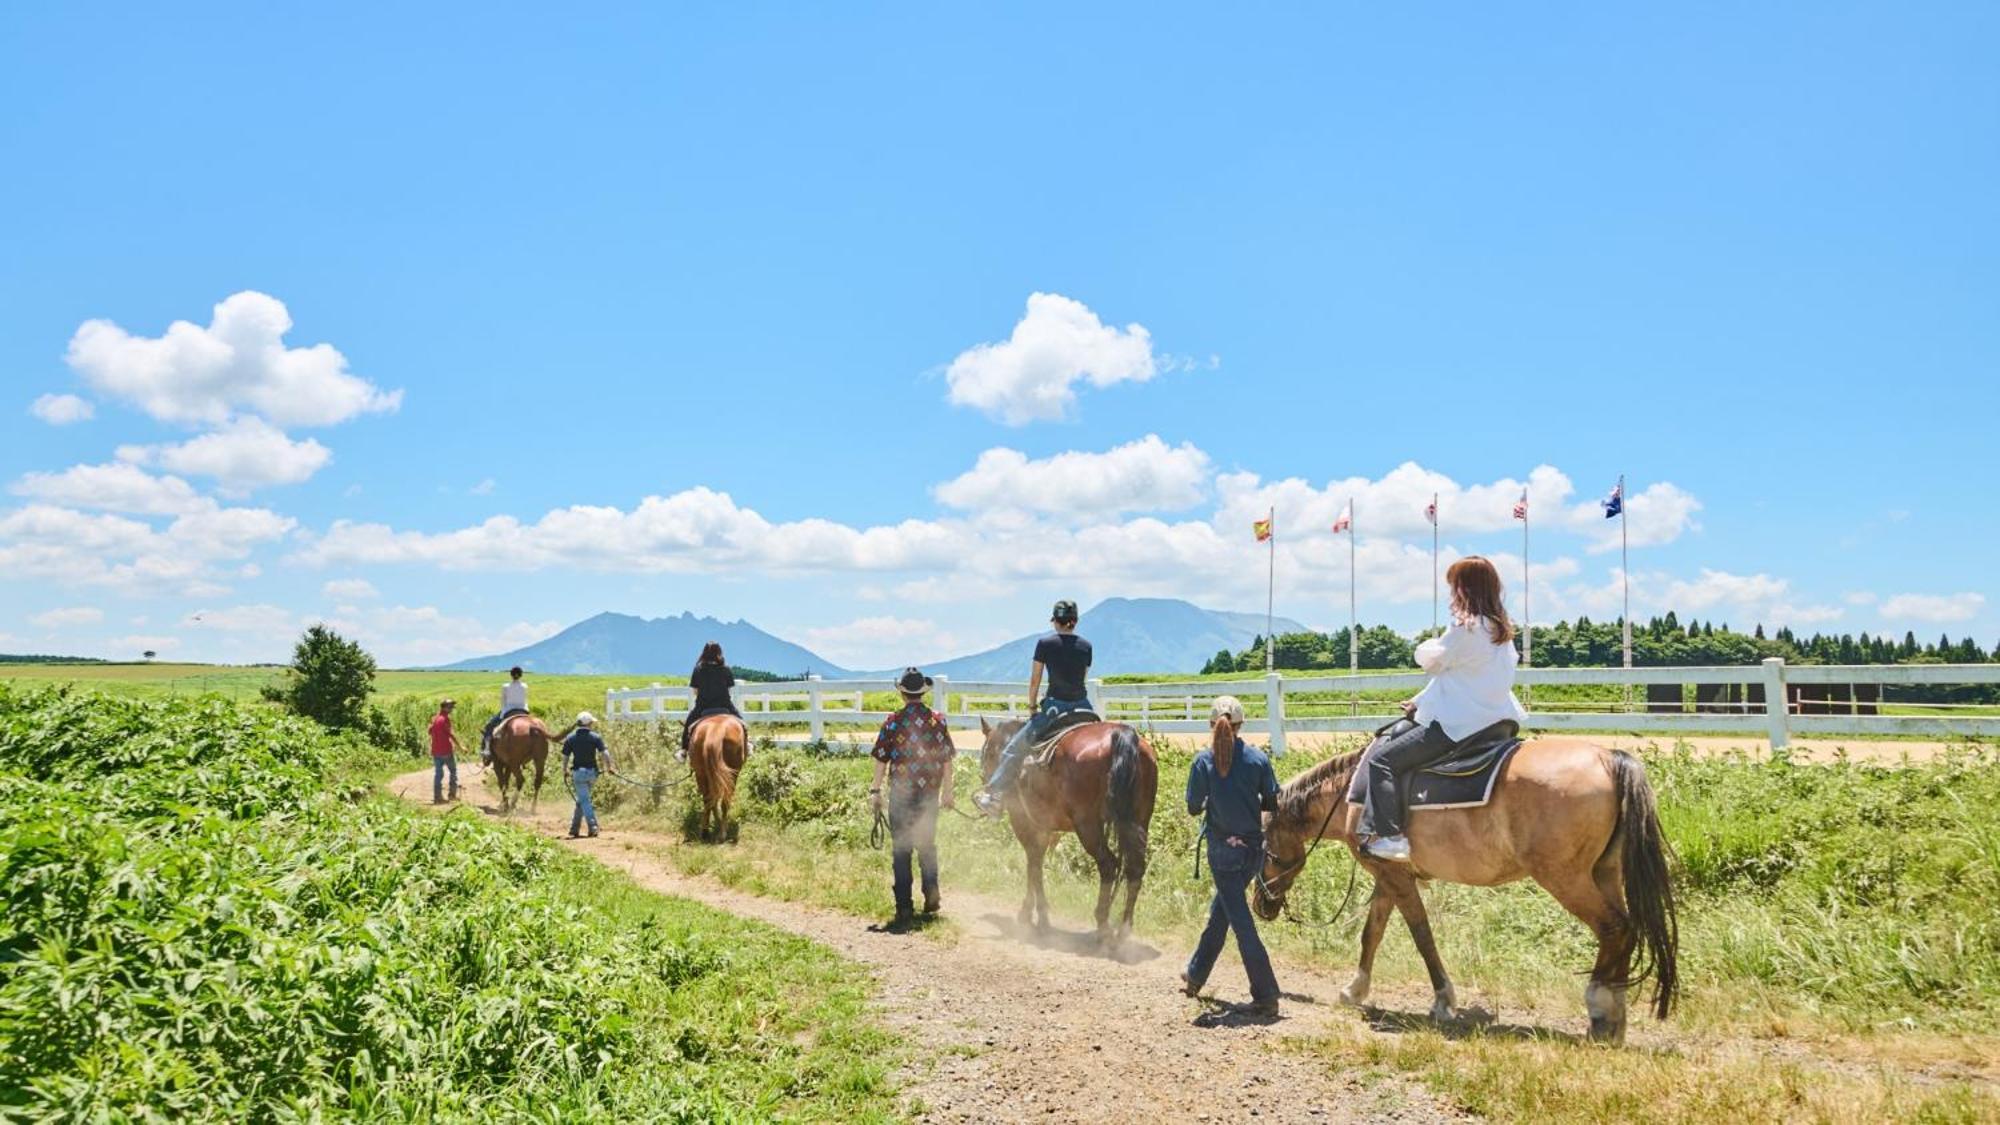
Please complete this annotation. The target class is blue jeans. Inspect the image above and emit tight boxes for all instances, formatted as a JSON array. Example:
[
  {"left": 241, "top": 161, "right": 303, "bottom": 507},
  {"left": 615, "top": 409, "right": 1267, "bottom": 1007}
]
[
  {"left": 570, "top": 767, "right": 599, "bottom": 834},
  {"left": 432, "top": 756, "right": 457, "bottom": 801},
  {"left": 1185, "top": 834, "right": 1280, "bottom": 1004},
  {"left": 986, "top": 696, "right": 1092, "bottom": 794},
  {"left": 889, "top": 791, "right": 941, "bottom": 912}
]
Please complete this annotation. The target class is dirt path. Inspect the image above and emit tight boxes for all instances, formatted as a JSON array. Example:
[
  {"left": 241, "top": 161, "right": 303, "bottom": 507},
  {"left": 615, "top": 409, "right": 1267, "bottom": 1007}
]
[{"left": 390, "top": 769, "right": 1463, "bottom": 1124}]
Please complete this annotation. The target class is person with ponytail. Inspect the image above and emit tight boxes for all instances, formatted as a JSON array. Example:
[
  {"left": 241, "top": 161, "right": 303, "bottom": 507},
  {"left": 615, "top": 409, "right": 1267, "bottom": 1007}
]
[
  {"left": 1181, "top": 695, "right": 1282, "bottom": 1015},
  {"left": 1352, "top": 555, "right": 1528, "bottom": 863}
]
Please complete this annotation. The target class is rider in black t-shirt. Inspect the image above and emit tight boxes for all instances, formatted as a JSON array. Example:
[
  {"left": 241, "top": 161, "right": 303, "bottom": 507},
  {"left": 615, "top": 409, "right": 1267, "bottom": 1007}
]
[
  {"left": 682, "top": 641, "right": 744, "bottom": 759},
  {"left": 975, "top": 599, "right": 1094, "bottom": 817}
]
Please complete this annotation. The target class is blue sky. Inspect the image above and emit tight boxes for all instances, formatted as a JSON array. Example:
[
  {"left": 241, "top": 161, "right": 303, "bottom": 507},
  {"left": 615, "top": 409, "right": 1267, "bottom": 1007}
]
[{"left": 3, "top": 3, "right": 1995, "bottom": 669}]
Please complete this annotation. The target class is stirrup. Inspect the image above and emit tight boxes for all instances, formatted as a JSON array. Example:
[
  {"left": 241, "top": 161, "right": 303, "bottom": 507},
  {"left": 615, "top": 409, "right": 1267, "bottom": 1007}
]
[{"left": 1361, "top": 834, "right": 1412, "bottom": 863}]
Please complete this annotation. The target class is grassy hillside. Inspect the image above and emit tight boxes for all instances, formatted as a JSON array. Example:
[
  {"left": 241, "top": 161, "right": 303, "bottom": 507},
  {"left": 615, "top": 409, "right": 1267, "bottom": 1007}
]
[{"left": 0, "top": 686, "right": 898, "bottom": 1121}]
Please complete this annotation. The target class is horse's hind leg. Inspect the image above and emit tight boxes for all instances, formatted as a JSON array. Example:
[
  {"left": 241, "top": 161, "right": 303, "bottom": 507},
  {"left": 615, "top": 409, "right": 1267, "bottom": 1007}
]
[
  {"left": 1115, "top": 820, "right": 1148, "bottom": 939},
  {"left": 1075, "top": 820, "right": 1118, "bottom": 941},
  {"left": 1538, "top": 870, "right": 1633, "bottom": 1045},
  {"left": 1340, "top": 879, "right": 1395, "bottom": 1006},
  {"left": 1384, "top": 868, "right": 1457, "bottom": 1022},
  {"left": 529, "top": 754, "right": 544, "bottom": 815}
]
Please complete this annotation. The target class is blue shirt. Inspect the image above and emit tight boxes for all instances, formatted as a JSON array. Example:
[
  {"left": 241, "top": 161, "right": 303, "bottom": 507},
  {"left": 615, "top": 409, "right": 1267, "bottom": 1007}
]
[
  {"left": 1185, "top": 739, "right": 1278, "bottom": 839},
  {"left": 563, "top": 729, "right": 606, "bottom": 771}
]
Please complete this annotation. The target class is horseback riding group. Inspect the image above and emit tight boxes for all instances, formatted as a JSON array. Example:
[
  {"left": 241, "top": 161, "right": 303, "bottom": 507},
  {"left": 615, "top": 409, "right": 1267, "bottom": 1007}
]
[{"left": 432, "top": 557, "right": 1676, "bottom": 1043}]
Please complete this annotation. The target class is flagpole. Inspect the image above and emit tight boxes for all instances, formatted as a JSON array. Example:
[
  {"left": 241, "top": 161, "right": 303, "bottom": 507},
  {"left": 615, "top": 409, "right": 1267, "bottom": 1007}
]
[
  {"left": 1265, "top": 507, "right": 1275, "bottom": 673},
  {"left": 1348, "top": 496, "right": 1358, "bottom": 675},
  {"left": 1431, "top": 492, "right": 1439, "bottom": 632},
  {"left": 1521, "top": 487, "right": 1532, "bottom": 708},
  {"left": 1620, "top": 473, "right": 1631, "bottom": 671}
]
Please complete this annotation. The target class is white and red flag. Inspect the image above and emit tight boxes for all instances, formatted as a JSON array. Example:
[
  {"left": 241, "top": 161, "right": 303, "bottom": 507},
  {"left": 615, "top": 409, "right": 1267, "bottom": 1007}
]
[
  {"left": 1424, "top": 495, "right": 1437, "bottom": 525},
  {"left": 1512, "top": 489, "right": 1528, "bottom": 520},
  {"left": 1331, "top": 503, "right": 1352, "bottom": 534}
]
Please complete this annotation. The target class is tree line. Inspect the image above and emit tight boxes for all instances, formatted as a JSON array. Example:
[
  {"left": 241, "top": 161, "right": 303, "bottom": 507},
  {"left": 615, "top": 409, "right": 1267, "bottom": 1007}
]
[{"left": 1204, "top": 612, "right": 2000, "bottom": 674}]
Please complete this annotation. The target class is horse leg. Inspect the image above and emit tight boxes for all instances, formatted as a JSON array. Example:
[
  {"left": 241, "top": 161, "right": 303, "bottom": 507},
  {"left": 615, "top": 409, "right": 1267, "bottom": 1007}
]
[
  {"left": 1384, "top": 868, "right": 1457, "bottom": 1022},
  {"left": 529, "top": 753, "right": 543, "bottom": 815},
  {"left": 1074, "top": 819, "right": 1118, "bottom": 942},
  {"left": 1340, "top": 880, "right": 1396, "bottom": 1006},
  {"left": 1537, "top": 870, "right": 1634, "bottom": 1045},
  {"left": 1007, "top": 812, "right": 1039, "bottom": 926},
  {"left": 1115, "top": 820, "right": 1148, "bottom": 940}
]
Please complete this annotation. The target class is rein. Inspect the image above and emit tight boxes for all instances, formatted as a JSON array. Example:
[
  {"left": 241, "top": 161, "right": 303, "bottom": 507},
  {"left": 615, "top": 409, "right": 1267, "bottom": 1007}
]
[{"left": 1255, "top": 719, "right": 1402, "bottom": 930}]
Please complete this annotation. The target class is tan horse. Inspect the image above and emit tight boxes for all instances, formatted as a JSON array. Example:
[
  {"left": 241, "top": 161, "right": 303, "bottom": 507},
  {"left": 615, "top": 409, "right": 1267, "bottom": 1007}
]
[
  {"left": 1254, "top": 737, "right": 1678, "bottom": 1044},
  {"left": 488, "top": 714, "right": 573, "bottom": 814},
  {"left": 687, "top": 714, "right": 747, "bottom": 841},
  {"left": 977, "top": 717, "right": 1157, "bottom": 945}
]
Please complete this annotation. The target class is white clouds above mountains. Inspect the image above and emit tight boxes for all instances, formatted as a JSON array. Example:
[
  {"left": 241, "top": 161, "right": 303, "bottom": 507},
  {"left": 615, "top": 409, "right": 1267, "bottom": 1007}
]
[
  {"left": 30, "top": 606, "right": 103, "bottom": 629},
  {"left": 1880, "top": 592, "right": 1986, "bottom": 624},
  {"left": 120, "top": 417, "right": 332, "bottom": 492},
  {"left": 934, "top": 436, "right": 1210, "bottom": 514},
  {"left": 0, "top": 500, "right": 294, "bottom": 596},
  {"left": 322, "top": 578, "right": 380, "bottom": 601},
  {"left": 13, "top": 462, "right": 206, "bottom": 516},
  {"left": 66, "top": 291, "right": 401, "bottom": 427},
  {"left": 29, "top": 393, "right": 94, "bottom": 425},
  {"left": 944, "top": 293, "right": 1166, "bottom": 424}
]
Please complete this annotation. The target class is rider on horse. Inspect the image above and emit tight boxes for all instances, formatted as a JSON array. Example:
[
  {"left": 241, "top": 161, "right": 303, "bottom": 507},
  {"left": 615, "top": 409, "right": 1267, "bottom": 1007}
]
[
  {"left": 1351, "top": 555, "right": 1527, "bottom": 863},
  {"left": 682, "top": 642, "right": 744, "bottom": 758},
  {"left": 975, "top": 598, "right": 1093, "bottom": 817},
  {"left": 480, "top": 666, "right": 529, "bottom": 764}
]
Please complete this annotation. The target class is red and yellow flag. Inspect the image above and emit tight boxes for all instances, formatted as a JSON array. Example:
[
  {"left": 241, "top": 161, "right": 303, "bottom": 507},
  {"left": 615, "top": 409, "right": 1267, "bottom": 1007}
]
[{"left": 1252, "top": 516, "right": 1273, "bottom": 542}]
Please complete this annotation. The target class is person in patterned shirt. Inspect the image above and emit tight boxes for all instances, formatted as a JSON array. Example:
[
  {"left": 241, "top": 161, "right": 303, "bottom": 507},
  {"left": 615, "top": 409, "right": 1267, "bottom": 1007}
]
[{"left": 870, "top": 666, "right": 958, "bottom": 932}]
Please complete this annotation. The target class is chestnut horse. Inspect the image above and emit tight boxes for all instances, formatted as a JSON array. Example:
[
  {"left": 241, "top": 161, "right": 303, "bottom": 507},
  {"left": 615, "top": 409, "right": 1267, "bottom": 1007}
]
[
  {"left": 1254, "top": 737, "right": 1678, "bottom": 1045},
  {"left": 489, "top": 714, "right": 574, "bottom": 814},
  {"left": 977, "top": 717, "right": 1157, "bottom": 945},
  {"left": 687, "top": 714, "right": 748, "bottom": 841}
]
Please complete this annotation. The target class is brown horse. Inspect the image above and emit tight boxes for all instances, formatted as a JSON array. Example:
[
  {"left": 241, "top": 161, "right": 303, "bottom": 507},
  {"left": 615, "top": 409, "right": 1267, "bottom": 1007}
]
[
  {"left": 1254, "top": 737, "right": 1678, "bottom": 1045},
  {"left": 977, "top": 717, "right": 1157, "bottom": 944},
  {"left": 488, "top": 714, "right": 573, "bottom": 814},
  {"left": 687, "top": 714, "right": 748, "bottom": 841}
]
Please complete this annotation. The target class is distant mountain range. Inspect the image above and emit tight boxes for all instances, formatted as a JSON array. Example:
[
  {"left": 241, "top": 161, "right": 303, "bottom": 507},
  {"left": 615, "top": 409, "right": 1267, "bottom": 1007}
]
[
  {"left": 440, "top": 611, "right": 854, "bottom": 677},
  {"left": 441, "top": 598, "right": 1305, "bottom": 679}
]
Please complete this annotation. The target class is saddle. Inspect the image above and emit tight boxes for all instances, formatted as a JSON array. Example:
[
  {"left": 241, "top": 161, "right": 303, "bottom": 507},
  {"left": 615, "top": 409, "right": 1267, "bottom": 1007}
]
[
  {"left": 1385, "top": 718, "right": 1524, "bottom": 812},
  {"left": 1026, "top": 709, "right": 1101, "bottom": 767}
]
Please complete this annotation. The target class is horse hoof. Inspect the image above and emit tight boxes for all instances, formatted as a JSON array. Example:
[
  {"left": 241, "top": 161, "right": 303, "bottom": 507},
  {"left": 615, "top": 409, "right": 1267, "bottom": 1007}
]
[
  {"left": 1338, "top": 973, "right": 1370, "bottom": 1006},
  {"left": 1588, "top": 1019, "right": 1626, "bottom": 1046},
  {"left": 1429, "top": 987, "right": 1457, "bottom": 1023}
]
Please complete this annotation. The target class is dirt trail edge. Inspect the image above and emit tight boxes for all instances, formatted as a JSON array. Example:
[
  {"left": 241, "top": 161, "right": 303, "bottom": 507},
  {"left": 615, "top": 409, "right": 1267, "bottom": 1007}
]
[{"left": 389, "top": 771, "right": 1463, "bottom": 1124}]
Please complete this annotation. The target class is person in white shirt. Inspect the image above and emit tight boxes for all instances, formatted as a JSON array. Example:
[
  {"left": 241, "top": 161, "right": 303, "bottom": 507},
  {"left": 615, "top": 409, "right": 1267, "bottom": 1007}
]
[
  {"left": 482, "top": 665, "right": 530, "bottom": 764},
  {"left": 1351, "top": 556, "right": 1528, "bottom": 862}
]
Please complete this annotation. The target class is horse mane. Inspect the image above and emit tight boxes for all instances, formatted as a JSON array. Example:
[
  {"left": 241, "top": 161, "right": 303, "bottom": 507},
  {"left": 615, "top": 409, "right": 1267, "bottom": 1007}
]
[{"left": 1276, "top": 747, "right": 1366, "bottom": 825}]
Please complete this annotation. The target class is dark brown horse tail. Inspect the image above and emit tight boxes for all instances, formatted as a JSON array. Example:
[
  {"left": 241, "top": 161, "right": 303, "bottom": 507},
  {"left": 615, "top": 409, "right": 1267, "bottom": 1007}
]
[
  {"left": 1612, "top": 750, "right": 1680, "bottom": 1019},
  {"left": 1102, "top": 725, "right": 1144, "bottom": 863}
]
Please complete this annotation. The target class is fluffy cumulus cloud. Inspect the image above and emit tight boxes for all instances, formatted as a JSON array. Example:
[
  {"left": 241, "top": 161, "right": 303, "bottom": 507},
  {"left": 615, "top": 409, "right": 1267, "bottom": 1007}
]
[
  {"left": 0, "top": 501, "right": 294, "bottom": 596},
  {"left": 29, "top": 393, "right": 94, "bottom": 425},
  {"left": 318, "top": 605, "right": 562, "bottom": 668},
  {"left": 1567, "top": 481, "right": 1703, "bottom": 553},
  {"left": 29, "top": 606, "right": 103, "bottom": 629},
  {"left": 1214, "top": 462, "right": 1578, "bottom": 542},
  {"left": 322, "top": 578, "right": 380, "bottom": 601},
  {"left": 1539, "top": 567, "right": 1842, "bottom": 629},
  {"left": 944, "top": 293, "right": 1164, "bottom": 424},
  {"left": 120, "top": 417, "right": 332, "bottom": 492},
  {"left": 798, "top": 615, "right": 972, "bottom": 668},
  {"left": 11, "top": 462, "right": 206, "bottom": 516},
  {"left": 1879, "top": 592, "right": 1986, "bottom": 624},
  {"left": 65, "top": 291, "right": 401, "bottom": 427},
  {"left": 933, "top": 435, "right": 1210, "bottom": 514}
]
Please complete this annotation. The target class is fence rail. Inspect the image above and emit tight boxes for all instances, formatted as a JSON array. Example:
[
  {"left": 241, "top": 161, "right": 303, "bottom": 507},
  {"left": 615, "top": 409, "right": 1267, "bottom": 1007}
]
[{"left": 603, "top": 660, "right": 2000, "bottom": 754}]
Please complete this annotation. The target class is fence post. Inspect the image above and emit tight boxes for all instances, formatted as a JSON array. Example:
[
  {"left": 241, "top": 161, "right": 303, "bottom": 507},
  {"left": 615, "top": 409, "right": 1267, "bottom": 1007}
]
[
  {"left": 1264, "top": 671, "right": 1287, "bottom": 757},
  {"left": 649, "top": 683, "right": 662, "bottom": 718},
  {"left": 933, "top": 674, "right": 950, "bottom": 719},
  {"left": 1760, "top": 658, "right": 1789, "bottom": 752},
  {"left": 1088, "top": 677, "right": 1104, "bottom": 707},
  {"left": 606, "top": 688, "right": 615, "bottom": 720},
  {"left": 807, "top": 674, "right": 824, "bottom": 742}
]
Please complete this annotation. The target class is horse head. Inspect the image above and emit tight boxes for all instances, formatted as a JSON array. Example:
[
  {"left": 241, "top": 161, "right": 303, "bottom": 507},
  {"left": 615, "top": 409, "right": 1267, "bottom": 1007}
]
[
  {"left": 975, "top": 715, "right": 1024, "bottom": 781},
  {"left": 1253, "top": 809, "right": 1306, "bottom": 921}
]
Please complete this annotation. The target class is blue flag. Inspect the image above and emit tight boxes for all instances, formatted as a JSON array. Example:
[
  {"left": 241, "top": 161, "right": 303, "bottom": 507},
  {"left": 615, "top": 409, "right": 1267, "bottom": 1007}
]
[{"left": 1600, "top": 481, "right": 1624, "bottom": 520}]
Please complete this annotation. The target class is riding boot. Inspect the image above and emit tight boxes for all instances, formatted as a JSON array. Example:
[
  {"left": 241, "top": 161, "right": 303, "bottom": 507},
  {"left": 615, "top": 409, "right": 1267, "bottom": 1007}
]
[
  {"left": 886, "top": 907, "right": 915, "bottom": 934},
  {"left": 922, "top": 889, "right": 941, "bottom": 915}
]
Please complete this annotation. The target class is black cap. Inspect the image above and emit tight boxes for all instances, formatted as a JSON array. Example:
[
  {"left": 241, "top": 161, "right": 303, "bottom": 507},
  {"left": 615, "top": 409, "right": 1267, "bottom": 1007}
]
[
  {"left": 1051, "top": 599, "right": 1079, "bottom": 623},
  {"left": 896, "top": 667, "right": 933, "bottom": 695}
]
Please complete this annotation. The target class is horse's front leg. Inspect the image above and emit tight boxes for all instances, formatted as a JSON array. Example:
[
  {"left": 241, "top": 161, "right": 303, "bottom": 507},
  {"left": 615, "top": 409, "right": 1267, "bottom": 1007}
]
[
  {"left": 1385, "top": 869, "right": 1456, "bottom": 1021},
  {"left": 1340, "top": 878, "right": 1395, "bottom": 1006}
]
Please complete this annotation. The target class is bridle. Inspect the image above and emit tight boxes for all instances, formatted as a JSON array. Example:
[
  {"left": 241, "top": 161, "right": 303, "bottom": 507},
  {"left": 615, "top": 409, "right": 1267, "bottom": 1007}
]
[{"left": 1254, "top": 718, "right": 1404, "bottom": 928}]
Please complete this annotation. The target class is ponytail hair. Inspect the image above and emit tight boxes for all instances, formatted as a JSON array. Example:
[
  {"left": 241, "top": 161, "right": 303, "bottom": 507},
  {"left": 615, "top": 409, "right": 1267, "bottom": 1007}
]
[{"left": 1211, "top": 718, "right": 1236, "bottom": 778}]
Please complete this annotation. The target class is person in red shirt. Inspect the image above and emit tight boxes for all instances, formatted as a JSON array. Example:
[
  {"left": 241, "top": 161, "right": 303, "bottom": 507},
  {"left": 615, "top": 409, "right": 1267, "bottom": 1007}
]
[
  {"left": 870, "top": 667, "right": 958, "bottom": 932},
  {"left": 429, "top": 698, "right": 462, "bottom": 803}
]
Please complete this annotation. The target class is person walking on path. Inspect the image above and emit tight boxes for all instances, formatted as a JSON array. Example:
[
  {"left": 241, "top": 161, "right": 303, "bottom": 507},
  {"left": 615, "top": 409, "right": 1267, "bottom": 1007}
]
[
  {"left": 975, "top": 598, "right": 1093, "bottom": 816},
  {"left": 869, "top": 667, "right": 957, "bottom": 932},
  {"left": 429, "top": 698, "right": 462, "bottom": 804},
  {"left": 1182, "top": 695, "right": 1281, "bottom": 1016},
  {"left": 561, "top": 711, "right": 614, "bottom": 838}
]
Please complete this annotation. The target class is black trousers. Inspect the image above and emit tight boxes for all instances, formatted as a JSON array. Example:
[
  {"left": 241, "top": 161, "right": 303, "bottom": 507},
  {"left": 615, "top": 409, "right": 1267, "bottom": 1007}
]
[
  {"left": 1359, "top": 719, "right": 1457, "bottom": 837},
  {"left": 889, "top": 791, "right": 941, "bottom": 912},
  {"left": 682, "top": 704, "right": 743, "bottom": 748}
]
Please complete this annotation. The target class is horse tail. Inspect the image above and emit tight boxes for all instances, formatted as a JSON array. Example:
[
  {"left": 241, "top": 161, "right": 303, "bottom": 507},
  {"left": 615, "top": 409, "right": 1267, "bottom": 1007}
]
[
  {"left": 1103, "top": 726, "right": 1150, "bottom": 881},
  {"left": 1611, "top": 750, "right": 1679, "bottom": 1019}
]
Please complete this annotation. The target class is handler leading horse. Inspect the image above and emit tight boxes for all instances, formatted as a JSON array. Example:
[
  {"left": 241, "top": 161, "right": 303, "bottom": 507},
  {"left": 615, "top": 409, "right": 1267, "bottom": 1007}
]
[
  {"left": 1253, "top": 736, "right": 1678, "bottom": 1044},
  {"left": 976, "top": 716, "right": 1156, "bottom": 945}
]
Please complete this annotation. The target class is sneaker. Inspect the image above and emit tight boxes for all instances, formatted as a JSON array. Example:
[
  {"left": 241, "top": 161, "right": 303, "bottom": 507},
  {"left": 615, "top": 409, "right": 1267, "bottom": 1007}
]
[
  {"left": 1246, "top": 997, "right": 1281, "bottom": 1017},
  {"left": 922, "top": 893, "right": 941, "bottom": 915},
  {"left": 1179, "top": 971, "right": 1201, "bottom": 998},
  {"left": 885, "top": 909, "right": 916, "bottom": 934},
  {"left": 1362, "top": 834, "right": 1413, "bottom": 863},
  {"left": 567, "top": 830, "right": 581, "bottom": 839},
  {"left": 588, "top": 828, "right": 600, "bottom": 838},
  {"left": 973, "top": 790, "right": 1006, "bottom": 818}
]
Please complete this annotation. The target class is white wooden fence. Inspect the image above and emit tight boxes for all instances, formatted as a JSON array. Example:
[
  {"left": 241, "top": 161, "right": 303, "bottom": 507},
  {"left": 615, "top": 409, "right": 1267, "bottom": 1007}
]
[{"left": 603, "top": 660, "right": 2000, "bottom": 755}]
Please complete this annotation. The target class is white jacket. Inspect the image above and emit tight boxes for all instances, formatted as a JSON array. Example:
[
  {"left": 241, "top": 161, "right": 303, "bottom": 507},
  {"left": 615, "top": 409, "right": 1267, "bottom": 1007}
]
[
  {"left": 501, "top": 680, "right": 527, "bottom": 712},
  {"left": 1411, "top": 616, "right": 1528, "bottom": 741}
]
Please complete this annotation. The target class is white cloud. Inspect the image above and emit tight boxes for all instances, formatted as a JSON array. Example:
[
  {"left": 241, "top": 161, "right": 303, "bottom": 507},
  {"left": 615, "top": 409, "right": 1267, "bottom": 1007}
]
[
  {"left": 0, "top": 501, "right": 294, "bottom": 595},
  {"left": 65, "top": 291, "right": 401, "bottom": 427},
  {"left": 934, "top": 436, "right": 1210, "bottom": 514},
  {"left": 29, "top": 393, "right": 94, "bottom": 425},
  {"left": 316, "top": 605, "right": 562, "bottom": 668},
  {"left": 1543, "top": 567, "right": 1842, "bottom": 629},
  {"left": 470, "top": 478, "right": 496, "bottom": 496},
  {"left": 322, "top": 578, "right": 380, "bottom": 600},
  {"left": 1879, "top": 592, "right": 1986, "bottom": 624},
  {"left": 123, "top": 417, "right": 331, "bottom": 492},
  {"left": 1844, "top": 591, "right": 1878, "bottom": 606},
  {"left": 944, "top": 293, "right": 1165, "bottom": 424},
  {"left": 799, "top": 615, "right": 964, "bottom": 668},
  {"left": 1567, "top": 481, "right": 1703, "bottom": 553},
  {"left": 11, "top": 462, "right": 206, "bottom": 515},
  {"left": 1213, "top": 463, "right": 1579, "bottom": 541},
  {"left": 29, "top": 606, "right": 103, "bottom": 628},
  {"left": 185, "top": 604, "right": 296, "bottom": 633}
]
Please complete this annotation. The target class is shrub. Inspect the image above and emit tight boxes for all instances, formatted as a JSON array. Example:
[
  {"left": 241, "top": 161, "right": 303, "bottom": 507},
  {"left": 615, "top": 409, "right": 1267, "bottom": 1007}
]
[{"left": 261, "top": 624, "right": 379, "bottom": 733}]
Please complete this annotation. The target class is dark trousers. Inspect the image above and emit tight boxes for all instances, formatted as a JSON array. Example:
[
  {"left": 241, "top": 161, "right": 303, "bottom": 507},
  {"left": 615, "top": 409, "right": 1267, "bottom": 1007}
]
[
  {"left": 1359, "top": 719, "right": 1457, "bottom": 837},
  {"left": 889, "top": 791, "right": 941, "bottom": 912},
  {"left": 1186, "top": 834, "right": 1280, "bottom": 1003}
]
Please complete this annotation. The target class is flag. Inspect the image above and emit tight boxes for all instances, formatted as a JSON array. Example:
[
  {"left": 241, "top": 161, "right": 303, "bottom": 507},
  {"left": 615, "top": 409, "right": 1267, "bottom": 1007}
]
[
  {"left": 1600, "top": 481, "right": 1624, "bottom": 520},
  {"left": 1330, "top": 503, "right": 1352, "bottom": 534},
  {"left": 1424, "top": 496, "right": 1437, "bottom": 525},
  {"left": 1253, "top": 515, "right": 1273, "bottom": 542},
  {"left": 1513, "top": 489, "right": 1528, "bottom": 520}
]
